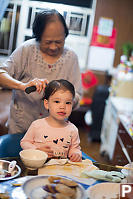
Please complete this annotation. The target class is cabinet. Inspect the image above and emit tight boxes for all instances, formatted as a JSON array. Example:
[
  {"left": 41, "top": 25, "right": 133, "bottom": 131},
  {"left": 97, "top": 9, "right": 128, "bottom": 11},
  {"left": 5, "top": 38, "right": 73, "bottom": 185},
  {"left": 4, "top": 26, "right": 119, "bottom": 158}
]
[
  {"left": 100, "top": 97, "right": 133, "bottom": 162},
  {"left": 100, "top": 97, "right": 120, "bottom": 160},
  {"left": 112, "top": 122, "right": 133, "bottom": 165}
]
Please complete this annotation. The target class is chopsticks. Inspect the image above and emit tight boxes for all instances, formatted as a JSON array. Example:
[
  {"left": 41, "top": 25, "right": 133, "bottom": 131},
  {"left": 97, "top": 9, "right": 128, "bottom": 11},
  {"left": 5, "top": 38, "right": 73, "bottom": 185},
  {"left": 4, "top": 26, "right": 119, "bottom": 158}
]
[
  {"left": 115, "top": 165, "right": 133, "bottom": 170},
  {"left": 93, "top": 162, "right": 133, "bottom": 171}
]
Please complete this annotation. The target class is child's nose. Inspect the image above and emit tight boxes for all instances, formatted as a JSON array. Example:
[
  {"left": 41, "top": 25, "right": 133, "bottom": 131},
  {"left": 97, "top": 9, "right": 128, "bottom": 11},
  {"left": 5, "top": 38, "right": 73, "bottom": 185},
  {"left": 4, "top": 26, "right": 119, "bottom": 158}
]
[{"left": 60, "top": 103, "right": 65, "bottom": 109}]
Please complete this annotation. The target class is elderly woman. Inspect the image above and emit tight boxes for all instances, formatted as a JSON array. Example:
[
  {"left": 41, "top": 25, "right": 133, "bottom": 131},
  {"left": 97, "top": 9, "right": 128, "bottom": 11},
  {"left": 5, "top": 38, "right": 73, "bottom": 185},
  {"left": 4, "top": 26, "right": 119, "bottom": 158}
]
[{"left": 0, "top": 9, "right": 82, "bottom": 134}]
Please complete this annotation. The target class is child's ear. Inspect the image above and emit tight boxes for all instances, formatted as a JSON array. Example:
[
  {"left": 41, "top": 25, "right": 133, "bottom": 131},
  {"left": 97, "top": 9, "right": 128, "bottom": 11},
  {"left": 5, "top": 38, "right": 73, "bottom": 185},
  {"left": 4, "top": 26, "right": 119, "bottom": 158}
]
[{"left": 44, "top": 99, "right": 49, "bottom": 110}]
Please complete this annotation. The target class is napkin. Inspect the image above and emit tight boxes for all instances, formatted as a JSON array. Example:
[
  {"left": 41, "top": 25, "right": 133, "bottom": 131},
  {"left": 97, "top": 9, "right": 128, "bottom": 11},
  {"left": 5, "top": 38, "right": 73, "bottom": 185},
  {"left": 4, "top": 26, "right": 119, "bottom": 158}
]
[
  {"left": 39, "top": 159, "right": 98, "bottom": 185},
  {"left": 45, "top": 158, "right": 95, "bottom": 167},
  {"left": 81, "top": 169, "right": 125, "bottom": 182},
  {"left": 45, "top": 159, "right": 68, "bottom": 166}
]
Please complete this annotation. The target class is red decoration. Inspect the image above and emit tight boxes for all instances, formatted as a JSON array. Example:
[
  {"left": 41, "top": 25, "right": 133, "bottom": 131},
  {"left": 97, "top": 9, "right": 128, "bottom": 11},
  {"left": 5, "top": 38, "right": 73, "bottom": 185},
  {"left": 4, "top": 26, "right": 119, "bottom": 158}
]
[
  {"left": 80, "top": 97, "right": 92, "bottom": 105},
  {"left": 91, "top": 26, "right": 117, "bottom": 49},
  {"left": 81, "top": 70, "right": 98, "bottom": 90}
]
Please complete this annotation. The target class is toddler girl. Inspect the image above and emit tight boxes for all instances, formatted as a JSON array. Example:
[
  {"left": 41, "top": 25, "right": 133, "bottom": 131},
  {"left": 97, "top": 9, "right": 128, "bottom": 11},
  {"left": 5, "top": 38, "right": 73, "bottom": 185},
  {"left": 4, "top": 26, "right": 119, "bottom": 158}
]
[{"left": 20, "top": 79, "right": 82, "bottom": 162}]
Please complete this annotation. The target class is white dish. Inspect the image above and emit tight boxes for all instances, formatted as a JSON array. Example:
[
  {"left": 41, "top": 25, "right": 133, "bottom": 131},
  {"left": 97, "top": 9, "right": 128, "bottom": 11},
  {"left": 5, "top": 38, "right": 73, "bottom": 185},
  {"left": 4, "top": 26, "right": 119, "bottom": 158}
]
[
  {"left": 22, "top": 175, "right": 87, "bottom": 199},
  {"left": 87, "top": 182, "right": 120, "bottom": 199},
  {"left": 11, "top": 176, "right": 32, "bottom": 199},
  {"left": 19, "top": 149, "right": 48, "bottom": 169},
  {"left": 121, "top": 163, "right": 133, "bottom": 177},
  {"left": 0, "top": 160, "right": 21, "bottom": 181}
]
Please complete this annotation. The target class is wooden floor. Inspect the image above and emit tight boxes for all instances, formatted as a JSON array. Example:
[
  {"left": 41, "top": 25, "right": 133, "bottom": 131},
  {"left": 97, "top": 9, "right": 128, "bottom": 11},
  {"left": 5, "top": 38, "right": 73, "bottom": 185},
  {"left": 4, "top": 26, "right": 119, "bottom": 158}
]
[{"left": 79, "top": 127, "right": 109, "bottom": 164}]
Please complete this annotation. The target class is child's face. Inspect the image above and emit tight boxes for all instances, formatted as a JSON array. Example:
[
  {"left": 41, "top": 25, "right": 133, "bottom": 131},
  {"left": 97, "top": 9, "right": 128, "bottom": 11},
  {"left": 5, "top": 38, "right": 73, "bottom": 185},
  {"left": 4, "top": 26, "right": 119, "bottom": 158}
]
[{"left": 44, "top": 89, "right": 73, "bottom": 121}]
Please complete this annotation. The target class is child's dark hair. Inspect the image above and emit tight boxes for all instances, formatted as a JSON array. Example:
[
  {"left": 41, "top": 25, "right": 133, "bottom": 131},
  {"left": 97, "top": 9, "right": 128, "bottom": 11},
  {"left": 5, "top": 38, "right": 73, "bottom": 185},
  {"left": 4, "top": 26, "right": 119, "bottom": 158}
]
[{"left": 42, "top": 79, "right": 75, "bottom": 100}]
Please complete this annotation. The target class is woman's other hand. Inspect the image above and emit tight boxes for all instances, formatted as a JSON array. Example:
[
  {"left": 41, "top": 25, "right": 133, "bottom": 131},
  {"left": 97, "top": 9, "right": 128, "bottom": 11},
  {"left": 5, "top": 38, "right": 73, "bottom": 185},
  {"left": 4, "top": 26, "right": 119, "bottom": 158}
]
[
  {"left": 24, "top": 78, "right": 48, "bottom": 93},
  {"left": 69, "top": 153, "right": 82, "bottom": 162}
]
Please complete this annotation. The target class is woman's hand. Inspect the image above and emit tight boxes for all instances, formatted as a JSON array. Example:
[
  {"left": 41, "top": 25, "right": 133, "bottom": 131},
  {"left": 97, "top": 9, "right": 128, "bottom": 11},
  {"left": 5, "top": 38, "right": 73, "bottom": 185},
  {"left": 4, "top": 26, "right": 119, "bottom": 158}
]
[
  {"left": 69, "top": 153, "right": 82, "bottom": 162},
  {"left": 37, "top": 145, "right": 54, "bottom": 158},
  {"left": 24, "top": 78, "right": 48, "bottom": 93}
]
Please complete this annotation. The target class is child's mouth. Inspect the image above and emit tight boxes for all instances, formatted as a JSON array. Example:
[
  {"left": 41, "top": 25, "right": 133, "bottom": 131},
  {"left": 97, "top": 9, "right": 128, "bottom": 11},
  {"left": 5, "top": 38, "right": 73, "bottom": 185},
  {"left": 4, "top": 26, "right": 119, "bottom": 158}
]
[{"left": 57, "top": 112, "right": 66, "bottom": 116}]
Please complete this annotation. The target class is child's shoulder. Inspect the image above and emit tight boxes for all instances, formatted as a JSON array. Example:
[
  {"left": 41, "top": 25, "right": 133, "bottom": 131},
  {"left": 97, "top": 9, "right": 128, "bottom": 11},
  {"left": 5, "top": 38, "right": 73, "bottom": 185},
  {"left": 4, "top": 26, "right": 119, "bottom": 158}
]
[
  {"left": 32, "top": 118, "right": 45, "bottom": 127},
  {"left": 67, "top": 121, "right": 78, "bottom": 132}
]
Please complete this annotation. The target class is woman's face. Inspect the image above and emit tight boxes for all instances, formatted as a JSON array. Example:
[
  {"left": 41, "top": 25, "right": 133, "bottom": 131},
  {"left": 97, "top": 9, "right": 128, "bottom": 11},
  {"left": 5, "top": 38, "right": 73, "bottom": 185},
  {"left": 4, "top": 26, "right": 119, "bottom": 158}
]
[{"left": 40, "top": 20, "right": 65, "bottom": 57}]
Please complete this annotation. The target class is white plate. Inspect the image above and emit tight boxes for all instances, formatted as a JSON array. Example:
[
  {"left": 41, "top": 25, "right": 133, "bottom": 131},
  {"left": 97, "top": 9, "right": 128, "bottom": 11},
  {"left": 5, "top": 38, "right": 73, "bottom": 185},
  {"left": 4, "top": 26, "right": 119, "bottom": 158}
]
[
  {"left": 121, "top": 163, "right": 133, "bottom": 177},
  {"left": 22, "top": 175, "right": 87, "bottom": 199},
  {"left": 87, "top": 182, "right": 120, "bottom": 199},
  {"left": 11, "top": 177, "right": 32, "bottom": 199},
  {"left": 0, "top": 160, "right": 21, "bottom": 181}
]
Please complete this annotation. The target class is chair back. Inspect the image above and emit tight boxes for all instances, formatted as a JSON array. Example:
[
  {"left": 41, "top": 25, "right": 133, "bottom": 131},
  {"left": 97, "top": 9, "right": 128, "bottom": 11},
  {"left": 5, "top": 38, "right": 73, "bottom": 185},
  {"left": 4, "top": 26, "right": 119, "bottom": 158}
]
[{"left": 0, "top": 133, "right": 25, "bottom": 158}]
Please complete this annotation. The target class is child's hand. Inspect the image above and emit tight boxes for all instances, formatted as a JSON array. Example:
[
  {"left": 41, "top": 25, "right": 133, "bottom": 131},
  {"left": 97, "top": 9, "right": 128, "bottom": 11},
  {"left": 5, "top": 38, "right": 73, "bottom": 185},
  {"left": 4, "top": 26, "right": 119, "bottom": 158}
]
[
  {"left": 37, "top": 145, "right": 54, "bottom": 158},
  {"left": 69, "top": 153, "right": 82, "bottom": 162}
]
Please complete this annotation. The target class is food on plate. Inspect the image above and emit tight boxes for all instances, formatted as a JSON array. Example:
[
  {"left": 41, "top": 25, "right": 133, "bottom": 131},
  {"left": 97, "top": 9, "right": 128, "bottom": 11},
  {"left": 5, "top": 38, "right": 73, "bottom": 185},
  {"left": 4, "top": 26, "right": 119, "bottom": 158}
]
[
  {"left": 0, "top": 169, "right": 17, "bottom": 178},
  {"left": 42, "top": 176, "right": 79, "bottom": 199},
  {"left": 0, "top": 169, "right": 6, "bottom": 178},
  {"left": 43, "top": 193, "right": 72, "bottom": 199},
  {"left": 22, "top": 175, "right": 85, "bottom": 199},
  {"left": 0, "top": 160, "right": 21, "bottom": 181},
  {"left": 48, "top": 176, "right": 78, "bottom": 188},
  {"left": 48, "top": 176, "right": 62, "bottom": 183},
  {"left": 42, "top": 183, "right": 76, "bottom": 197},
  {"left": 0, "top": 160, "right": 18, "bottom": 179},
  {"left": 0, "top": 169, "right": 14, "bottom": 178},
  {"left": 0, "top": 192, "right": 10, "bottom": 199}
]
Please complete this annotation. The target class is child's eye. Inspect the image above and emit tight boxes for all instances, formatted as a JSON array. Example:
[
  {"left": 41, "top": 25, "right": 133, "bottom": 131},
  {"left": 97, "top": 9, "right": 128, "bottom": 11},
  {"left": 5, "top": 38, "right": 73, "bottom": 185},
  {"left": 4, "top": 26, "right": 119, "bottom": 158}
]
[
  {"left": 66, "top": 102, "right": 72, "bottom": 104},
  {"left": 54, "top": 101, "right": 60, "bottom": 103}
]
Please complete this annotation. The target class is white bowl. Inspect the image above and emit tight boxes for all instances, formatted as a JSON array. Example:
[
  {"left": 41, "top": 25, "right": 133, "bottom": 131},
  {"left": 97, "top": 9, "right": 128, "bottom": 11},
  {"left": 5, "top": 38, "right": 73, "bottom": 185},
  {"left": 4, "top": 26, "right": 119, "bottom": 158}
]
[
  {"left": 19, "top": 149, "right": 48, "bottom": 169},
  {"left": 87, "top": 182, "right": 120, "bottom": 199},
  {"left": 121, "top": 162, "right": 133, "bottom": 177}
]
